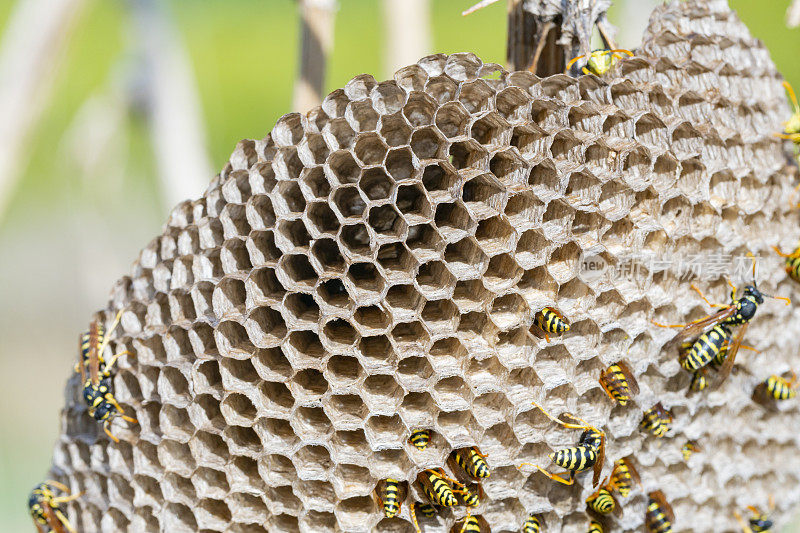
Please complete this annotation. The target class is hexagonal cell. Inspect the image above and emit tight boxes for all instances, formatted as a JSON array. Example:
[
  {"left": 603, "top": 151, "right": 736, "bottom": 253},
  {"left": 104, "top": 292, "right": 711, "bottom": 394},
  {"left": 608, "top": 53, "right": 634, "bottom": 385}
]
[
  {"left": 316, "top": 278, "right": 353, "bottom": 310},
  {"left": 332, "top": 186, "right": 368, "bottom": 220},
  {"left": 444, "top": 237, "right": 488, "bottom": 278},
  {"left": 306, "top": 202, "right": 340, "bottom": 236},
  {"left": 406, "top": 223, "right": 443, "bottom": 260},
  {"left": 276, "top": 219, "right": 312, "bottom": 250},
  {"left": 278, "top": 254, "right": 318, "bottom": 291},
  {"left": 346, "top": 100, "right": 379, "bottom": 132},
  {"left": 365, "top": 414, "right": 406, "bottom": 447},
  {"left": 410, "top": 126, "right": 447, "bottom": 160},
  {"left": 379, "top": 112, "right": 412, "bottom": 147},
  {"left": 415, "top": 261, "right": 456, "bottom": 299},
  {"left": 327, "top": 150, "right": 362, "bottom": 185},
  {"left": 354, "top": 133, "right": 388, "bottom": 166},
  {"left": 483, "top": 253, "right": 523, "bottom": 292},
  {"left": 356, "top": 172, "right": 393, "bottom": 205},
  {"left": 448, "top": 139, "right": 488, "bottom": 171},
  {"left": 425, "top": 74, "right": 458, "bottom": 104},
  {"left": 310, "top": 238, "right": 346, "bottom": 275},
  {"left": 362, "top": 374, "right": 404, "bottom": 414},
  {"left": 345, "top": 262, "right": 386, "bottom": 300},
  {"left": 397, "top": 183, "right": 434, "bottom": 225},
  {"left": 247, "top": 230, "right": 281, "bottom": 269},
  {"left": 323, "top": 117, "right": 357, "bottom": 150},
  {"left": 385, "top": 147, "right": 415, "bottom": 181},
  {"left": 458, "top": 79, "right": 494, "bottom": 114},
  {"left": 283, "top": 293, "right": 320, "bottom": 328},
  {"left": 247, "top": 266, "right": 286, "bottom": 305},
  {"left": 403, "top": 92, "right": 437, "bottom": 127},
  {"left": 444, "top": 52, "right": 482, "bottom": 81},
  {"left": 435, "top": 101, "right": 470, "bottom": 138},
  {"left": 395, "top": 64, "right": 428, "bottom": 93},
  {"left": 273, "top": 147, "right": 304, "bottom": 181},
  {"left": 434, "top": 201, "right": 475, "bottom": 240},
  {"left": 496, "top": 86, "right": 531, "bottom": 123},
  {"left": 471, "top": 111, "right": 511, "bottom": 147},
  {"left": 371, "top": 80, "right": 405, "bottom": 115},
  {"left": 301, "top": 166, "right": 331, "bottom": 199},
  {"left": 284, "top": 330, "right": 325, "bottom": 366},
  {"left": 291, "top": 406, "right": 333, "bottom": 441},
  {"left": 297, "top": 133, "right": 330, "bottom": 167}
]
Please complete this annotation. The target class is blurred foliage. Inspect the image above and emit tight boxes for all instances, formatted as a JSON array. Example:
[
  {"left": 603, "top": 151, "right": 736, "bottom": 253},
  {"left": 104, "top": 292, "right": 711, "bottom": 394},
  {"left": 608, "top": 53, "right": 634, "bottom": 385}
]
[{"left": 0, "top": 0, "right": 798, "bottom": 531}]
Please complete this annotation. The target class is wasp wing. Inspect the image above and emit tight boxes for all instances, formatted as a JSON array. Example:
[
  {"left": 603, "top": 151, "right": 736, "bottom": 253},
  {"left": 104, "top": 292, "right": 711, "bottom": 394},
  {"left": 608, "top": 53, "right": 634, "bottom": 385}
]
[
  {"left": 624, "top": 456, "right": 641, "bottom": 485},
  {"left": 617, "top": 361, "right": 640, "bottom": 396},
  {"left": 663, "top": 305, "right": 736, "bottom": 348},
  {"left": 77, "top": 332, "right": 87, "bottom": 385},
  {"left": 650, "top": 490, "right": 675, "bottom": 522},
  {"left": 713, "top": 322, "right": 749, "bottom": 388},
  {"left": 592, "top": 434, "right": 605, "bottom": 487},
  {"left": 88, "top": 321, "right": 102, "bottom": 386}
]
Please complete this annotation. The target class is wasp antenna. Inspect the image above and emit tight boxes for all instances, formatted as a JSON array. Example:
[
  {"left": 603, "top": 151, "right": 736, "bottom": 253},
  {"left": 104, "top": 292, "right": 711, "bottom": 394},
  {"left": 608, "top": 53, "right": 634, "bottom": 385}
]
[
  {"left": 609, "top": 48, "right": 634, "bottom": 57},
  {"left": 565, "top": 54, "right": 586, "bottom": 72},
  {"left": 784, "top": 80, "right": 800, "bottom": 113}
]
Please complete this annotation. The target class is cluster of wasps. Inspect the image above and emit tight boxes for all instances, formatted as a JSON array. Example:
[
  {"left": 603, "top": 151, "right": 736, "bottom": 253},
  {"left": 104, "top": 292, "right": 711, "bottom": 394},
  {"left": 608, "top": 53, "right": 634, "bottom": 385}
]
[{"left": 28, "top": 311, "right": 137, "bottom": 532}]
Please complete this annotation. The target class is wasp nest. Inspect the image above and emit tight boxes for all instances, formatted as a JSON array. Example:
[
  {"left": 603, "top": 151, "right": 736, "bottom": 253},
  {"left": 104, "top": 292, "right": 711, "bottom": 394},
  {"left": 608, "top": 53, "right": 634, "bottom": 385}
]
[{"left": 48, "top": 1, "right": 800, "bottom": 531}]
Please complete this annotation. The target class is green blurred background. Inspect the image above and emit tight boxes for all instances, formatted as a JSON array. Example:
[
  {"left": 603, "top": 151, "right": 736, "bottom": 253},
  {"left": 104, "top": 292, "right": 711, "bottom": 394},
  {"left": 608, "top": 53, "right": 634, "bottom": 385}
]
[{"left": 0, "top": 0, "right": 799, "bottom": 530}]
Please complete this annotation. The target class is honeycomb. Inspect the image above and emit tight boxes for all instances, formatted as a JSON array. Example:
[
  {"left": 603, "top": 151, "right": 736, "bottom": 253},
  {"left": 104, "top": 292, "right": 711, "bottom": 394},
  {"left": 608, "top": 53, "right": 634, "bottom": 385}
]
[{"left": 47, "top": 1, "right": 800, "bottom": 531}]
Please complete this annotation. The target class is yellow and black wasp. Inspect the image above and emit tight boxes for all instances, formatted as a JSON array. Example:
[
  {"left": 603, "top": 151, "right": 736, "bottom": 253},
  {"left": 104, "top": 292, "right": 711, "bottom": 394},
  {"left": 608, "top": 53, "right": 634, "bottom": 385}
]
[
  {"left": 646, "top": 490, "right": 674, "bottom": 533},
  {"left": 451, "top": 446, "right": 490, "bottom": 479},
  {"left": 681, "top": 440, "right": 702, "bottom": 461},
  {"left": 409, "top": 500, "right": 437, "bottom": 532},
  {"left": 78, "top": 311, "right": 137, "bottom": 442},
  {"left": 641, "top": 402, "right": 672, "bottom": 438},
  {"left": 409, "top": 429, "right": 432, "bottom": 450},
  {"left": 522, "top": 513, "right": 542, "bottom": 533},
  {"left": 776, "top": 81, "right": 800, "bottom": 146},
  {"left": 653, "top": 261, "right": 789, "bottom": 388},
  {"left": 772, "top": 244, "right": 800, "bottom": 283},
  {"left": 519, "top": 400, "right": 605, "bottom": 487},
  {"left": 375, "top": 479, "right": 404, "bottom": 518},
  {"left": 417, "top": 469, "right": 459, "bottom": 507},
  {"left": 454, "top": 514, "right": 485, "bottom": 533},
  {"left": 754, "top": 371, "right": 797, "bottom": 410},
  {"left": 585, "top": 477, "right": 620, "bottom": 516},
  {"left": 609, "top": 456, "right": 640, "bottom": 498},
  {"left": 588, "top": 519, "right": 605, "bottom": 533},
  {"left": 734, "top": 496, "right": 774, "bottom": 532},
  {"left": 566, "top": 49, "right": 634, "bottom": 76},
  {"left": 533, "top": 307, "right": 570, "bottom": 342},
  {"left": 28, "top": 480, "right": 82, "bottom": 533},
  {"left": 598, "top": 362, "right": 639, "bottom": 406}
]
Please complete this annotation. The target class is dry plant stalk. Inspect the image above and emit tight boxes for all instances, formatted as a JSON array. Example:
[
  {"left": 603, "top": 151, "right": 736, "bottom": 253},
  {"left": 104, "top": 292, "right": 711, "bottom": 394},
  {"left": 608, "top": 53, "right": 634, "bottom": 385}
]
[{"left": 47, "top": 1, "right": 800, "bottom": 532}]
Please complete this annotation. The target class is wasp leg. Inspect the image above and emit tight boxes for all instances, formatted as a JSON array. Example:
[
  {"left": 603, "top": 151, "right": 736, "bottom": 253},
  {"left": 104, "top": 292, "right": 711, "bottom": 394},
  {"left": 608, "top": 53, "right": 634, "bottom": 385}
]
[
  {"left": 104, "top": 421, "right": 120, "bottom": 443},
  {"left": 690, "top": 283, "right": 728, "bottom": 309},
  {"left": 53, "top": 509, "right": 77, "bottom": 533},
  {"left": 409, "top": 502, "right": 422, "bottom": 533},
  {"left": 530, "top": 400, "right": 590, "bottom": 431},
  {"left": 733, "top": 510, "right": 752, "bottom": 533},
  {"left": 102, "top": 350, "right": 133, "bottom": 374},
  {"left": 772, "top": 245, "right": 800, "bottom": 259},
  {"left": 651, "top": 320, "right": 686, "bottom": 329},
  {"left": 775, "top": 132, "right": 800, "bottom": 142},
  {"left": 534, "top": 466, "right": 575, "bottom": 485},
  {"left": 50, "top": 491, "right": 83, "bottom": 505},
  {"left": 95, "top": 310, "right": 124, "bottom": 361},
  {"left": 609, "top": 48, "right": 634, "bottom": 58},
  {"left": 581, "top": 67, "right": 591, "bottom": 75},
  {"left": 44, "top": 479, "right": 72, "bottom": 494}
]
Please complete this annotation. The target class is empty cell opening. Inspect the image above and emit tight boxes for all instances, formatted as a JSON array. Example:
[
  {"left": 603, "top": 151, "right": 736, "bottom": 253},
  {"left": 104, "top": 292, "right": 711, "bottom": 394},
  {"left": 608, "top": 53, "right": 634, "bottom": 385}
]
[
  {"left": 392, "top": 320, "right": 430, "bottom": 347},
  {"left": 463, "top": 173, "right": 503, "bottom": 211},
  {"left": 379, "top": 113, "right": 412, "bottom": 147},
  {"left": 165, "top": 503, "right": 198, "bottom": 531},
  {"left": 453, "top": 279, "right": 490, "bottom": 309},
  {"left": 471, "top": 112, "right": 507, "bottom": 146},
  {"left": 302, "top": 166, "right": 331, "bottom": 199},
  {"left": 221, "top": 203, "right": 251, "bottom": 237},
  {"left": 340, "top": 223, "right": 372, "bottom": 255},
  {"left": 484, "top": 253, "right": 522, "bottom": 287},
  {"left": 363, "top": 375, "right": 402, "bottom": 402},
  {"left": 195, "top": 361, "right": 222, "bottom": 392},
  {"left": 385, "top": 148, "right": 415, "bottom": 181},
  {"left": 377, "top": 242, "right": 416, "bottom": 274},
  {"left": 306, "top": 202, "right": 340, "bottom": 235},
  {"left": 602, "top": 113, "right": 631, "bottom": 138},
  {"left": 249, "top": 267, "right": 286, "bottom": 302},
  {"left": 333, "top": 186, "right": 367, "bottom": 218},
  {"left": 366, "top": 414, "right": 405, "bottom": 440},
  {"left": 422, "top": 162, "right": 458, "bottom": 197},
  {"left": 435, "top": 102, "right": 469, "bottom": 138},
  {"left": 635, "top": 113, "right": 668, "bottom": 145},
  {"left": 511, "top": 124, "right": 547, "bottom": 157},
  {"left": 323, "top": 319, "right": 358, "bottom": 346},
  {"left": 397, "top": 184, "right": 432, "bottom": 220},
  {"left": 159, "top": 439, "right": 195, "bottom": 473},
  {"left": 273, "top": 148, "right": 304, "bottom": 182},
  {"left": 327, "top": 355, "right": 363, "bottom": 383},
  {"left": 260, "top": 418, "right": 299, "bottom": 449},
  {"left": 416, "top": 261, "right": 454, "bottom": 292},
  {"left": 277, "top": 220, "right": 311, "bottom": 249},
  {"left": 368, "top": 205, "right": 407, "bottom": 237},
  {"left": 347, "top": 100, "right": 379, "bottom": 131},
  {"left": 283, "top": 293, "right": 320, "bottom": 324},
  {"left": 584, "top": 144, "right": 615, "bottom": 173},
  {"left": 354, "top": 305, "right": 391, "bottom": 330},
  {"left": 325, "top": 118, "right": 356, "bottom": 150},
  {"left": 528, "top": 161, "right": 560, "bottom": 193},
  {"left": 331, "top": 429, "right": 370, "bottom": 456},
  {"left": 347, "top": 262, "right": 385, "bottom": 293},
  {"left": 385, "top": 284, "right": 423, "bottom": 313},
  {"left": 360, "top": 168, "right": 393, "bottom": 200},
  {"left": 220, "top": 357, "right": 259, "bottom": 385},
  {"left": 397, "top": 355, "right": 434, "bottom": 381},
  {"left": 421, "top": 299, "right": 458, "bottom": 330},
  {"left": 411, "top": 126, "right": 445, "bottom": 160},
  {"left": 496, "top": 86, "right": 529, "bottom": 121},
  {"left": 567, "top": 106, "right": 600, "bottom": 132},
  {"left": 359, "top": 335, "right": 394, "bottom": 364},
  {"left": 371, "top": 81, "right": 405, "bottom": 114},
  {"left": 260, "top": 381, "right": 294, "bottom": 412},
  {"left": 403, "top": 92, "right": 437, "bottom": 127},
  {"left": 475, "top": 216, "right": 513, "bottom": 250},
  {"left": 505, "top": 191, "right": 544, "bottom": 228},
  {"left": 222, "top": 393, "right": 258, "bottom": 421},
  {"left": 458, "top": 79, "right": 493, "bottom": 113},
  {"left": 550, "top": 131, "right": 582, "bottom": 162},
  {"left": 214, "top": 277, "right": 246, "bottom": 315},
  {"left": 317, "top": 278, "right": 352, "bottom": 309},
  {"left": 286, "top": 330, "right": 325, "bottom": 359},
  {"left": 303, "top": 133, "right": 330, "bottom": 165},
  {"left": 311, "top": 238, "right": 345, "bottom": 274},
  {"left": 400, "top": 391, "right": 434, "bottom": 418},
  {"left": 490, "top": 293, "right": 528, "bottom": 326},
  {"left": 449, "top": 140, "right": 487, "bottom": 170},
  {"left": 160, "top": 367, "right": 190, "bottom": 399},
  {"left": 328, "top": 395, "right": 367, "bottom": 425},
  {"left": 293, "top": 407, "right": 332, "bottom": 436},
  {"left": 246, "top": 307, "right": 287, "bottom": 344},
  {"left": 281, "top": 254, "right": 317, "bottom": 287},
  {"left": 354, "top": 133, "right": 388, "bottom": 166},
  {"left": 274, "top": 181, "right": 305, "bottom": 215},
  {"left": 406, "top": 223, "right": 442, "bottom": 254},
  {"left": 425, "top": 75, "right": 458, "bottom": 104},
  {"left": 251, "top": 161, "right": 277, "bottom": 195},
  {"left": 328, "top": 151, "right": 361, "bottom": 185},
  {"left": 247, "top": 231, "right": 281, "bottom": 266},
  {"left": 444, "top": 238, "right": 487, "bottom": 276},
  {"left": 435, "top": 202, "right": 473, "bottom": 234},
  {"left": 272, "top": 114, "right": 304, "bottom": 146}
]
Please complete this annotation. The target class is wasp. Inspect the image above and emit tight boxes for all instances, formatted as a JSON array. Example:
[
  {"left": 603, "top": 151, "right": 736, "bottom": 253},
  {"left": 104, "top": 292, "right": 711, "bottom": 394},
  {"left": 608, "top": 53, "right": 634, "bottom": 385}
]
[
  {"left": 29, "top": 480, "right": 82, "bottom": 533},
  {"left": 452, "top": 446, "right": 490, "bottom": 479},
  {"left": 566, "top": 49, "right": 634, "bottom": 76},
  {"left": 78, "top": 311, "right": 137, "bottom": 442},
  {"left": 533, "top": 307, "right": 570, "bottom": 341},
  {"left": 681, "top": 440, "right": 702, "bottom": 461},
  {"left": 646, "top": 490, "right": 674, "bottom": 533},
  {"left": 417, "top": 469, "right": 458, "bottom": 507},
  {"left": 772, "top": 245, "right": 800, "bottom": 282},
  {"left": 409, "top": 501, "right": 437, "bottom": 533},
  {"left": 375, "top": 479, "right": 403, "bottom": 518},
  {"left": 734, "top": 496, "right": 774, "bottom": 532},
  {"left": 609, "top": 456, "right": 640, "bottom": 498},
  {"left": 455, "top": 514, "right": 482, "bottom": 533},
  {"left": 754, "top": 371, "right": 797, "bottom": 409},
  {"left": 522, "top": 514, "right": 542, "bottom": 533},
  {"left": 519, "top": 400, "right": 605, "bottom": 487},
  {"left": 408, "top": 429, "right": 432, "bottom": 450},
  {"left": 586, "top": 478, "right": 620, "bottom": 516},
  {"left": 588, "top": 520, "right": 605, "bottom": 533},
  {"left": 776, "top": 81, "right": 800, "bottom": 146},
  {"left": 598, "top": 362, "right": 639, "bottom": 406},
  {"left": 641, "top": 402, "right": 672, "bottom": 438},
  {"left": 653, "top": 260, "right": 789, "bottom": 387}
]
